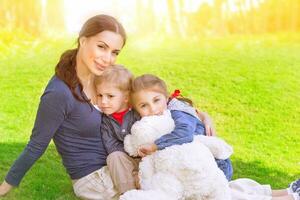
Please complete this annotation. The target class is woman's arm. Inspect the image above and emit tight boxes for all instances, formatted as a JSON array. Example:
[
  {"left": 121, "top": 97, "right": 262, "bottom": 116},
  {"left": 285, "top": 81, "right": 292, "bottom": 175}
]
[
  {"left": 197, "top": 111, "right": 217, "bottom": 136},
  {"left": 1, "top": 82, "right": 73, "bottom": 195}
]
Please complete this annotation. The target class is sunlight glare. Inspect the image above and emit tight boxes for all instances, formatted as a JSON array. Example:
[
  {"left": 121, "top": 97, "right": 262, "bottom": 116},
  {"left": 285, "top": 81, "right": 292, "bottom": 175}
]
[
  {"left": 64, "top": 0, "right": 137, "bottom": 34},
  {"left": 63, "top": 0, "right": 213, "bottom": 34}
]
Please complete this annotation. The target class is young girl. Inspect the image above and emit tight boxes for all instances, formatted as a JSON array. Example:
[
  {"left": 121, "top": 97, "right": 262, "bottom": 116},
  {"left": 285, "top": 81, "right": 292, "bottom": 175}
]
[
  {"left": 130, "top": 74, "right": 299, "bottom": 200},
  {"left": 131, "top": 74, "right": 232, "bottom": 181}
]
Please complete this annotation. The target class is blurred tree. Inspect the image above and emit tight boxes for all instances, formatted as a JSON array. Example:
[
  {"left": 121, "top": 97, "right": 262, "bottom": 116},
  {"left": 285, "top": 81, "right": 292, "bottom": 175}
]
[
  {"left": 0, "top": 0, "right": 299, "bottom": 36},
  {"left": 213, "top": 0, "right": 228, "bottom": 35},
  {"left": 177, "top": 0, "right": 187, "bottom": 38},
  {"left": 0, "top": 0, "right": 64, "bottom": 35},
  {"left": 290, "top": 0, "right": 300, "bottom": 31},
  {"left": 166, "top": 0, "right": 179, "bottom": 36},
  {"left": 0, "top": 0, "right": 42, "bottom": 34},
  {"left": 186, "top": 3, "right": 213, "bottom": 36},
  {"left": 44, "top": 0, "right": 65, "bottom": 32},
  {"left": 166, "top": 0, "right": 187, "bottom": 38},
  {"left": 222, "top": 0, "right": 300, "bottom": 34},
  {"left": 135, "top": 0, "right": 155, "bottom": 36}
]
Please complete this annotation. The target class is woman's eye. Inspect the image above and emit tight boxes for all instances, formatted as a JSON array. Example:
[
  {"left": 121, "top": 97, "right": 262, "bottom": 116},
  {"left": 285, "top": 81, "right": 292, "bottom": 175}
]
[
  {"left": 140, "top": 104, "right": 146, "bottom": 108},
  {"left": 108, "top": 95, "right": 114, "bottom": 98},
  {"left": 97, "top": 45, "right": 105, "bottom": 49},
  {"left": 154, "top": 98, "right": 160, "bottom": 103},
  {"left": 112, "top": 51, "right": 119, "bottom": 56}
]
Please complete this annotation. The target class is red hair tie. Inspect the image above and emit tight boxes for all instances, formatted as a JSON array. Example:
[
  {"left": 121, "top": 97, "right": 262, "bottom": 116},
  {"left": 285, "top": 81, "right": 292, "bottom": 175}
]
[{"left": 171, "top": 89, "right": 181, "bottom": 98}]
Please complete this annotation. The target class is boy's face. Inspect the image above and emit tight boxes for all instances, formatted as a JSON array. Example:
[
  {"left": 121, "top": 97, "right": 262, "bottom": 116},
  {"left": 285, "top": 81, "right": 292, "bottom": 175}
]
[
  {"left": 96, "top": 83, "right": 129, "bottom": 115},
  {"left": 132, "top": 89, "right": 168, "bottom": 117}
]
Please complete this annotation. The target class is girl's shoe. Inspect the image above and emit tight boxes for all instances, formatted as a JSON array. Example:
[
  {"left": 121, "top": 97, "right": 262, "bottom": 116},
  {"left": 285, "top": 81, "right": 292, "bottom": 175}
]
[{"left": 289, "top": 179, "right": 300, "bottom": 196}]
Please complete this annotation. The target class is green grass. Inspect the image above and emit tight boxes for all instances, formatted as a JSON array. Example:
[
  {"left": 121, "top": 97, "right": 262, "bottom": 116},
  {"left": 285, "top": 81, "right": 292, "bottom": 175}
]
[{"left": 0, "top": 32, "right": 300, "bottom": 199}]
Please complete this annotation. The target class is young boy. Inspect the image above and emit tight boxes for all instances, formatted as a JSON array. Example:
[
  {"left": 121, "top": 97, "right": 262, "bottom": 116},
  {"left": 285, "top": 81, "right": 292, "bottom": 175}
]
[{"left": 94, "top": 65, "right": 140, "bottom": 195}]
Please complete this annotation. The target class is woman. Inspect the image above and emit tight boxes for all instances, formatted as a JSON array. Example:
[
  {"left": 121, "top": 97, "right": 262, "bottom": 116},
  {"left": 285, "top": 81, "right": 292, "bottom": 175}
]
[{"left": 0, "top": 14, "right": 219, "bottom": 199}]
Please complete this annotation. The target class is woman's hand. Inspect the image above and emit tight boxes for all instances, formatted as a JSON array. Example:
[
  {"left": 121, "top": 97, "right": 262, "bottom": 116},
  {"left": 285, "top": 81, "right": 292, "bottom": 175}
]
[
  {"left": 0, "top": 181, "right": 13, "bottom": 196},
  {"left": 137, "top": 143, "right": 158, "bottom": 157},
  {"left": 197, "top": 111, "right": 217, "bottom": 136}
]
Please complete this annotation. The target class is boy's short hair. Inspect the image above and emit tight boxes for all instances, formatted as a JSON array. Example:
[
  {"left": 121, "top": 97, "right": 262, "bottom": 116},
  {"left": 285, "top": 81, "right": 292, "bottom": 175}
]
[{"left": 94, "top": 65, "right": 133, "bottom": 92}]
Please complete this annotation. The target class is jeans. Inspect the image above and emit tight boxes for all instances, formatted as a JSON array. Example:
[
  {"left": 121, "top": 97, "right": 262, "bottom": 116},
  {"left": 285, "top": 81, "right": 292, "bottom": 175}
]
[{"left": 215, "top": 158, "right": 233, "bottom": 181}]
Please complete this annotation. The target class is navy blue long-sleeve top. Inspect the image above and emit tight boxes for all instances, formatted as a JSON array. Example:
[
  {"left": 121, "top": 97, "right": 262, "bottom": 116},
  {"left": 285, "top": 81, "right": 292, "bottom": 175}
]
[{"left": 5, "top": 76, "right": 107, "bottom": 186}]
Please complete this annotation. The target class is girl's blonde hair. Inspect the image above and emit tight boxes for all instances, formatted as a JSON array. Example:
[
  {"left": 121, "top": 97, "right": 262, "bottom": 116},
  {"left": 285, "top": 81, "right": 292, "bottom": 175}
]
[
  {"left": 94, "top": 65, "right": 133, "bottom": 92},
  {"left": 131, "top": 74, "right": 168, "bottom": 98},
  {"left": 131, "top": 74, "right": 194, "bottom": 107}
]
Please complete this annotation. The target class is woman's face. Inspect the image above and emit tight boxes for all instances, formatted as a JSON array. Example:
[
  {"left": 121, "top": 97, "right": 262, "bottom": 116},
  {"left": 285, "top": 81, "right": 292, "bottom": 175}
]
[
  {"left": 132, "top": 89, "right": 168, "bottom": 117},
  {"left": 78, "top": 30, "right": 124, "bottom": 76}
]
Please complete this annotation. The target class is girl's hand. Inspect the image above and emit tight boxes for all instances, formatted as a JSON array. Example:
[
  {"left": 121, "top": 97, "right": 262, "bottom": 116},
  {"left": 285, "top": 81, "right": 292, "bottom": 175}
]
[
  {"left": 137, "top": 143, "right": 158, "bottom": 157},
  {"left": 197, "top": 111, "right": 217, "bottom": 136},
  {"left": 0, "top": 181, "right": 13, "bottom": 196}
]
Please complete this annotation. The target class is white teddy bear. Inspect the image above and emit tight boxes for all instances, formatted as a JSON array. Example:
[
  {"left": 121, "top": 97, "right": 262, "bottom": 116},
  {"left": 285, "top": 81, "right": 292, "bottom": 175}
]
[{"left": 120, "top": 110, "right": 233, "bottom": 200}]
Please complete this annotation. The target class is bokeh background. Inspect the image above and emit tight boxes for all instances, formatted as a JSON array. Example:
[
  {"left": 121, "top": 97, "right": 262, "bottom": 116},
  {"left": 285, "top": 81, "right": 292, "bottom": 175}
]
[{"left": 1, "top": 0, "right": 300, "bottom": 36}]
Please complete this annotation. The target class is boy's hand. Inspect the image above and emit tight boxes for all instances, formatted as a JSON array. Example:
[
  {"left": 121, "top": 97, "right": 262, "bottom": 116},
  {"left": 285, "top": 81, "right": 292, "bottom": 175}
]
[
  {"left": 0, "top": 181, "right": 13, "bottom": 196},
  {"left": 137, "top": 143, "right": 158, "bottom": 157}
]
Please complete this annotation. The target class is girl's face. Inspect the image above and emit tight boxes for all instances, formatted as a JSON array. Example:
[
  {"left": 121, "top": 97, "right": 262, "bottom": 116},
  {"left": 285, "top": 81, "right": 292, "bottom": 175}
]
[
  {"left": 78, "top": 30, "right": 124, "bottom": 76},
  {"left": 96, "top": 82, "right": 129, "bottom": 115},
  {"left": 132, "top": 89, "right": 168, "bottom": 117}
]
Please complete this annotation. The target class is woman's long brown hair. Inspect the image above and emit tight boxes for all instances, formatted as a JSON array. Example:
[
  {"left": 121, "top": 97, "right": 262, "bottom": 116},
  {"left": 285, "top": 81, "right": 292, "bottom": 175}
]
[{"left": 55, "top": 15, "right": 126, "bottom": 103}]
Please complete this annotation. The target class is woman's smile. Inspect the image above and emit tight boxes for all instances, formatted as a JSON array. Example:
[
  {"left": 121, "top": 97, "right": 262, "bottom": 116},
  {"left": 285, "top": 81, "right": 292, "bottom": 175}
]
[{"left": 94, "top": 61, "right": 106, "bottom": 71}]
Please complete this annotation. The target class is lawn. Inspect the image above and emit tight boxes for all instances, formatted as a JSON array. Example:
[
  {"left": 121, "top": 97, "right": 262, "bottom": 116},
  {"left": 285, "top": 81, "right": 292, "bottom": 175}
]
[{"left": 0, "top": 32, "right": 299, "bottom": 199}]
